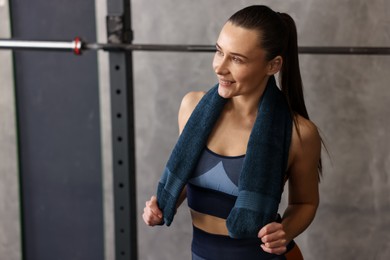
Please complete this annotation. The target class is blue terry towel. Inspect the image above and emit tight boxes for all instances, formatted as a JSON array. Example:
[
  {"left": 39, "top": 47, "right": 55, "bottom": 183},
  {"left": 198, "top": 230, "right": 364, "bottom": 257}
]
[{"left": 157, "top": 76, "right": 293, "bottom": 238}]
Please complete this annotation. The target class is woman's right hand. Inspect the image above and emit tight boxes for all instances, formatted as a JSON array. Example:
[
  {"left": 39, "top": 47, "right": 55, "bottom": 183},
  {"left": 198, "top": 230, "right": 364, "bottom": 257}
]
[{"left": 143, "top": 195, "right": 163, "bottom": 226}]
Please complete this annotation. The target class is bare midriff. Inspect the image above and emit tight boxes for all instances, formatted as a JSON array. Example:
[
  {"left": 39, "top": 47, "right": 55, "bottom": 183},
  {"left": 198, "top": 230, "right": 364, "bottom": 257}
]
[{"left": 190, "top": 209, "right": 229, "bottom": 236}]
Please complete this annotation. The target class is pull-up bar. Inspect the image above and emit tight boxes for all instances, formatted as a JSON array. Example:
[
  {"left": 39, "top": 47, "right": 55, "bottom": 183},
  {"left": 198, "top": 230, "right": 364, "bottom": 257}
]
[{"left": 1, "top": 38, "right": 390, "bottom": 55}]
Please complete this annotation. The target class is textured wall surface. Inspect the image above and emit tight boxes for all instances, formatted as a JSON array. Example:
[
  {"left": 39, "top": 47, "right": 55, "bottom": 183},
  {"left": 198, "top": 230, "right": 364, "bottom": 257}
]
[
  {"left": 95, "top": 1, "right": 115, "bottom": 259},
  {"left": 0, "top": 1, "right": 22, "bottom": 259},
  {"left": 132, "top": 0, "right": 390, "bottom": 259}
]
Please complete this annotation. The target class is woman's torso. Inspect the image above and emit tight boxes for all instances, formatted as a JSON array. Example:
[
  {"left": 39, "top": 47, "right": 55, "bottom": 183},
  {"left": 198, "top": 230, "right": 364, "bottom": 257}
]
[
  {"left": 187, "top": 147, "right": 244, "bottom": 235},
  {"left": 187, "top": 147, "right": 294, "bottom": 260}
]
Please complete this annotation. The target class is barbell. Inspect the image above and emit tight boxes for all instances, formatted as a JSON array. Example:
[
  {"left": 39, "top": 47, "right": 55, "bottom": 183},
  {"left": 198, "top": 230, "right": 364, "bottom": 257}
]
[{"left": 1, "top": 37, "right": 390, "bottom": 55}]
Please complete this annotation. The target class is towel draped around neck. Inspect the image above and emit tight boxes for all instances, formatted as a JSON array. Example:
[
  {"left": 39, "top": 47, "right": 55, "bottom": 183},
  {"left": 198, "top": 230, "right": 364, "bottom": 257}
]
[{"left": 156, "top": 76, "right": 293, "bottom": 238}]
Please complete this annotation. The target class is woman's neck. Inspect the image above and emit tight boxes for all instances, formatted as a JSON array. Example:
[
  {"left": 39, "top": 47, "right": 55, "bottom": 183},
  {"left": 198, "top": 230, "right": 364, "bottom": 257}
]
[{"left": 226, "top": 85, "right": 267, "bottom": 117}]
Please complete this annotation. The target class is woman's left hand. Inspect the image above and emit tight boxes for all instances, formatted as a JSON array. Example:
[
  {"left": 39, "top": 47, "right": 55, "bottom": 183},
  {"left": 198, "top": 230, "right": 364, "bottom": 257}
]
[{"left": 258, "top": 222, "right": 288, "bottom": 255}]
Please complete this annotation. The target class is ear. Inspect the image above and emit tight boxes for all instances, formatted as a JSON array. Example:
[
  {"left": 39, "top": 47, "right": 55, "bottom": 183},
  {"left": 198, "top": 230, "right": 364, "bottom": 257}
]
[{"left": 266, "top": 56, "right": 283, "bottom": 75}]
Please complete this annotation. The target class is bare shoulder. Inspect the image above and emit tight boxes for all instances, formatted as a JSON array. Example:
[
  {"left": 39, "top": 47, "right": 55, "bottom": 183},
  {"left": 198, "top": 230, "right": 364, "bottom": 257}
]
[
  {"left": 178, "top": 91, "right": 206, "bottom": 134},
  {"left": 293, "top": 114, "right": 321, "bottom": 144},
  {"left": 289, "top": 114, "right": 321, "bottom": 168}
]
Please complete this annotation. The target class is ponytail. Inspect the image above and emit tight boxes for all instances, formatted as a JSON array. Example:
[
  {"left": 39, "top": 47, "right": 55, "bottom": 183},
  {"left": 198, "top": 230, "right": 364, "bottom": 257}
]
[
  {"left": 279, "top": 13, "right": 323, "bottom": 179},
  {"left": 279, "top": 13, "right": 309, "bottom": 120}
]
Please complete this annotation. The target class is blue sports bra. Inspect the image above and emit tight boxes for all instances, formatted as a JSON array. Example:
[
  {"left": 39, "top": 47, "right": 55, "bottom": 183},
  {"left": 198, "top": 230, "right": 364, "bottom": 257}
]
[{"left": 187, "top": 147, "right": 245, "bottom": 219}]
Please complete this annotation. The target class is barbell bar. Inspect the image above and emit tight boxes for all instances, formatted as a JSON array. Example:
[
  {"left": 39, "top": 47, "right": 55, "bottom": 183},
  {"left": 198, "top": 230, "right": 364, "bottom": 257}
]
[{"left": 1, "top": 37, "right": 390, "bottom": 55}]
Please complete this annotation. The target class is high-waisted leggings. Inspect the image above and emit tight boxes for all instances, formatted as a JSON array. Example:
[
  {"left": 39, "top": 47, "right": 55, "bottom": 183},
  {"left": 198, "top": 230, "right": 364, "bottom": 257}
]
[{"left": 191, "top": 226, "right": 304, "bottom": 260}]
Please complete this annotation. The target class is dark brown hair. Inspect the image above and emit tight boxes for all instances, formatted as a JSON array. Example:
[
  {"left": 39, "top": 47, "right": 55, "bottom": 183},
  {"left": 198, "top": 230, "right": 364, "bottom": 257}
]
[{"left": 228, "top": 5, "right": 323, "bottom": 178}]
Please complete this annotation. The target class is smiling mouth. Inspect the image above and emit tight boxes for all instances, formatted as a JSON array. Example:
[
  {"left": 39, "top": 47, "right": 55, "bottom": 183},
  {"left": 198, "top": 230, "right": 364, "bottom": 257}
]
[{"left": 219, "top": 79, "right": 235, "bottom": 86}]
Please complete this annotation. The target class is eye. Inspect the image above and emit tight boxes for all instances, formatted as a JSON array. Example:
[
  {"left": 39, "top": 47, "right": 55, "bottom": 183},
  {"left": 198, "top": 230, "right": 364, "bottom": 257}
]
[
  {"left": 215, "top": 49, "right": 224, "bottom": 56},
  {"left": 232, "top": 56, "right": 243, "bottom": 63}
]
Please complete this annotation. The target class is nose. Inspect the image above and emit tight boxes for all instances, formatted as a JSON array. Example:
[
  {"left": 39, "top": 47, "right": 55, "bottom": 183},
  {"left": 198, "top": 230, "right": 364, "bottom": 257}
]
[{"left": 213, "top": 56, "right": 229, "bottom": 75}]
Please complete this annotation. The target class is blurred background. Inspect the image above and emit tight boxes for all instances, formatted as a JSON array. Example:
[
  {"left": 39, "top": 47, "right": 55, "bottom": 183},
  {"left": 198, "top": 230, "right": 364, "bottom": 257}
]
[{"left": 1, "top": 0, "right": 389, "bottom": 259}]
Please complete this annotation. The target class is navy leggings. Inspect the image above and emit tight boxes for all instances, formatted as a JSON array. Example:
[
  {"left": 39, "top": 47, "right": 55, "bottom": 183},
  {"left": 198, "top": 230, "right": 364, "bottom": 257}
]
[{"left": 191, "top": 226, "right": 295, "bottom": 260}]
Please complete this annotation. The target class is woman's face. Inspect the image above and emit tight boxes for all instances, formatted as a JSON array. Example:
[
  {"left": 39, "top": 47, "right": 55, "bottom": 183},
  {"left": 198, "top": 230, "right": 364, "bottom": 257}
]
[{"left": 213, "top": 22, "right": 272, "bottom": 99}]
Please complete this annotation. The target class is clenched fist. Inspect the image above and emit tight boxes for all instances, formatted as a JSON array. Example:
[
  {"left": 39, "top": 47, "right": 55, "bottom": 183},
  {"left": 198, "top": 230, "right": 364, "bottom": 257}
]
[{"left": 143, "top": 196, "right": 163, "bottom": 226}]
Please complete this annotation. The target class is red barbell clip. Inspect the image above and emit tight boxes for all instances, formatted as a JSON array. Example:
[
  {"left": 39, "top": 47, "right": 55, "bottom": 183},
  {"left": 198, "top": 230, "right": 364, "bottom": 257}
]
[{"left": 73, "top": 37, "right": 82, "bottom": 55}]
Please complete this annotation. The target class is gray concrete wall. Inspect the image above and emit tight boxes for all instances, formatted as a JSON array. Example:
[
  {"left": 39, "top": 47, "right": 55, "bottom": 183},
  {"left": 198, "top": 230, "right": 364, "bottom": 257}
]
[
  {"left": 95, "top": 1, "right": 115, "bottom": 259},
  {"left": 0, "top": 1, "right": 22, "bottom": 259},
  {"left": 133, "top": 0, "right": 390, "bottom": 259}
]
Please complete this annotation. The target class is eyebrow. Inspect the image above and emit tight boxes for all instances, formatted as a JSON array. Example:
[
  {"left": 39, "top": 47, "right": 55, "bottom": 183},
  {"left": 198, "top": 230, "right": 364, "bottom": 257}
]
[{"left": 216, "top": 43, "right": 249, "bottom": 60}]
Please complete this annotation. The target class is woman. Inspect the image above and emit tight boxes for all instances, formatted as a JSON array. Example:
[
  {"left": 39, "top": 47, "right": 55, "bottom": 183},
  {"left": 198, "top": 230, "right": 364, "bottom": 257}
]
[{"left": 143, "top": 5, "right": 321, "bottom": 260}]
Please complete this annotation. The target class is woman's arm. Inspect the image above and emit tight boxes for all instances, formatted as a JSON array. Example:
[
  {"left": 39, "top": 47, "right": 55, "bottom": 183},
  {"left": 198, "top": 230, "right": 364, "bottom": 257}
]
[
  {"left": 259, "top": 115, "right": 321, "bottom": 254},
  {"left": 281, "top": 116, "right": 321, "bottom": 242}
]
